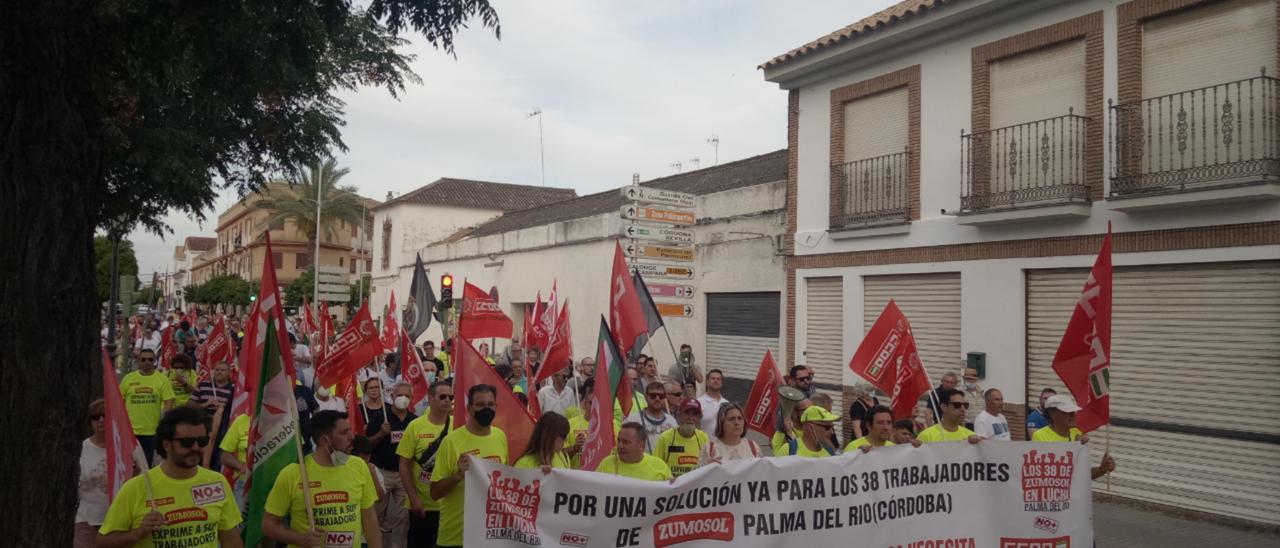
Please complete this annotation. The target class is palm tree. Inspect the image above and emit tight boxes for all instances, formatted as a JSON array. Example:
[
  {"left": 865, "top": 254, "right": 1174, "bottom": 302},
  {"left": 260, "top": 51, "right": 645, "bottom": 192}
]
[{"left": 251, "top": 157, "right": 366, "bottom": 267}]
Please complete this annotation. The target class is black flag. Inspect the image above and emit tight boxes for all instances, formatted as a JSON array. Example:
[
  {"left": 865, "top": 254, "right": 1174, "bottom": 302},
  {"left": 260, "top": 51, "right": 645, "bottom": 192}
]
[
  {"left": 628, "top": 271, "right": 665, "bottom": 362},
  {"left": 404, "top": 253, "right": 437, "bottom": 342}
]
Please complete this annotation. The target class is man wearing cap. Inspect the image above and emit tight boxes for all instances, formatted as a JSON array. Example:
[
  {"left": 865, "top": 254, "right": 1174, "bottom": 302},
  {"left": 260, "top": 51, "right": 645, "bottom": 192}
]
[
  {"left": 655, "top": 399, "right": 710, "bottom": 477},
  {"left": 917, "top": 388, "right": 982, "bottom": 444},
  {"left": 786, "top": 405, "right": 840, "bottom": 457},
  {"left": 1033, "top": 394, "right": 1117, "bottom": 480}
]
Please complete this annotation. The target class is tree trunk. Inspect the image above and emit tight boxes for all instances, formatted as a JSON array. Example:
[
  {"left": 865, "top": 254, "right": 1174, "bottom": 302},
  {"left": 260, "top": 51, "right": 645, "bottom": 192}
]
[{"left": 0, "top": 1, "right": 102, "bottom": 545}]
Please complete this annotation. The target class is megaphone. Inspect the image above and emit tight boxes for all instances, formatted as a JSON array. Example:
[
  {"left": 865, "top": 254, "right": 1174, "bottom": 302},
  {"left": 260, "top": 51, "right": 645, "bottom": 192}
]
[{"left": 776, "top": 385, "right": 807, "bottom": 432}]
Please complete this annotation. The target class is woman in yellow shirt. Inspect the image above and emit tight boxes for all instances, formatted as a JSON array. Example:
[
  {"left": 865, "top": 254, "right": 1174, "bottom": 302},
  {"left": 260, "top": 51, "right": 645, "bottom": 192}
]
[{"left": 514, "top": 412, "right": 572, "bottom": 471}]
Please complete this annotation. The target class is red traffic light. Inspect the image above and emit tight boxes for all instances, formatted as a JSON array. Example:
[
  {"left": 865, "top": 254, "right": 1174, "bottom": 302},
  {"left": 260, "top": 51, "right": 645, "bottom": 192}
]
[{"left": 441, "top": 274, "right": 454, "bottom": 288}]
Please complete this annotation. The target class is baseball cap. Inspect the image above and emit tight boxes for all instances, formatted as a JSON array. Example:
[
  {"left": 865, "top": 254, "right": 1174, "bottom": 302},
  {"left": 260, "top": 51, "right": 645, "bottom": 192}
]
[
  {"left": 1044, "top": 394, "right": 1082, "bottom": 413},
  {"left": 801, "top": 405, "right": 840, "bottom": 424},
  {"left": 679, "top": 399, "right": 702, "bottom": 415}
]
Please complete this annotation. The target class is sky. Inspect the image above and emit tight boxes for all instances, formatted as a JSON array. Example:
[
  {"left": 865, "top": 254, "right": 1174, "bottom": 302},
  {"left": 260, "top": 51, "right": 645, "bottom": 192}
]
[{"left": 130, "top": 0, "right": 893, "bottom": 277}]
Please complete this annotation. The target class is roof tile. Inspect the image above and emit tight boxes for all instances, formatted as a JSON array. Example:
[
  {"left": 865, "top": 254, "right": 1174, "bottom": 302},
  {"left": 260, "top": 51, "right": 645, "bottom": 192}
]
[
  {"left": 760, "top": 0, "right": 956, "bottom": 70},
  {"left": 375, "top": 178, "right": 576, "bottom": 212}
]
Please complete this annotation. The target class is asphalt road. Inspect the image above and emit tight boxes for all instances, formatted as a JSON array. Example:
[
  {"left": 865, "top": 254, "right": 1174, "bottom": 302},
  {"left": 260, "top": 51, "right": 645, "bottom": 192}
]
[{"left": 1094, "top": 498, "right": 1278, "bottom": 548}]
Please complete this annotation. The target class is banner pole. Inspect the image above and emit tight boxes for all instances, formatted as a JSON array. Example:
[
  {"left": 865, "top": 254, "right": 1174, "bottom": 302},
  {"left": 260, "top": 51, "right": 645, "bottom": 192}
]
[
  {"left": 288, "top": 384, "right": 317, "bottom": 530},
  {"left": 1105, "top": 423, "right": 1112, "bottom": 492}
]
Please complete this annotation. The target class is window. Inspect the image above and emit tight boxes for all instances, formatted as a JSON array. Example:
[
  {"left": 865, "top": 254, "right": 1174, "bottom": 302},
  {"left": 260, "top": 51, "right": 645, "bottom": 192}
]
[
  {"left": 349, "top": 260, "right": 357, "bottom": 274},
  {"left": 381, "top": 218, "right": 392, "bottom": 270},
  {"left": 272, "top": 252, "right": 283, "bottom": 269},
  {"left": 296, "top": 252, "right": 310, "bottom": 270},
  {"left": 339, "top": 256, "right": 344, "bottom": 267},
  {"left": 828, "top": 65, "right": 921, "bottom": 227}
]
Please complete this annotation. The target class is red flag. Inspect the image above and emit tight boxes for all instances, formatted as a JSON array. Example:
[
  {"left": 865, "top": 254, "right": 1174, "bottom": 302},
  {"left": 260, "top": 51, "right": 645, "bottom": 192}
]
[
  {"left": 532, "top": 300, "right": 573, "bottom": 386},
  {"left": 315, "top": 302, "right": 383, "bottom": 388},
  {"left": 523, "top": 291, "right": 543, "bottom": 351},
  {"left": 196, "top": 317, "right": 233, "bottom": 383},
  {"left": 158, "top": 325, "right": 177, "bottom": 369},
  {"left": 345, "top": 374, "right": 366, "bottom": 436},
  {"left": 581, "top": 319, "right": 625, "bottom": 471},
  {"left": 315, "top": 301, "right": 335, "bottom": 363},
  {"left": 1052, "top": 225, "right": 1113, "bottom": 433},
  {"left": 848, "top": 300, "right": 933, "bottom": 419},
  {"left": 609, "top": 240, "right": 647, "bottom": 359},
  {"left": 744, "top": 350, "right": 785, "bottom": 438},
  {"left": 451, "top": 333, "right": 535, "bottom": 463},
  {"left": 459, "top": 281, "right": 513, "bottom": 340},
  {"left": 381, "top": 291, "right": 401, "bottom": 353},
  {"left": 102, "top": 349, "right": 142, "bottom": 501},
  {"left": 229, "top": 234, "right": 296, "bottom": 421},
  {"left": 302, "top": 297, "right": 318, "bottom": 341},
  {"left": 230, "top": 299, "right": 260, "bottom": 420},
  {"left": 529, "top": 282, "right": 558, "bottom": 351},
  {"left": 401, "top": 329, "right": 431, "bottom": 409}
]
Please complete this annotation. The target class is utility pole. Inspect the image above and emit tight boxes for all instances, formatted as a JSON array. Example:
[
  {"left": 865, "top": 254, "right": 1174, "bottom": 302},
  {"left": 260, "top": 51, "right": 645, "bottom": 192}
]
[
  {"left": 528, "top": 108, "right": 545, "bottom": 186},
  {"left": 670, "top": 161, "right": 682, "bottom": 173},
  {"left": 707, "top": 135, "right": 720, "bottom": 165},
  {"left": 312, "top": 174, "right": 322, "bottom": 308}
]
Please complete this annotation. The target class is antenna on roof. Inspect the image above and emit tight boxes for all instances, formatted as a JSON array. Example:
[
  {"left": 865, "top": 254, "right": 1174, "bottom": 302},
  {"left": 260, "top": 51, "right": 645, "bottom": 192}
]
[
  {"left": 707, "top": 135, "right": 720, "bottom": 165},
  {"left": 527, "top": 108, "right": 545, "bottom": 186},
  {"left": 689, "top": 157, "right": 700, "bottom": 170},
  {"left": 670, "top": 161, "right": 682, "bottom": 173},
  {"left": 632, "top": 173, "right": 640, "bottom": 185}
]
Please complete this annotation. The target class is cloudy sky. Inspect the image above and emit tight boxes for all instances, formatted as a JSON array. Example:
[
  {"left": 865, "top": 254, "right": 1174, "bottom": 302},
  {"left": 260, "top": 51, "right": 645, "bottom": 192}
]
[{"left": 130, "top": 0, "right": 892, "bottom": 276}]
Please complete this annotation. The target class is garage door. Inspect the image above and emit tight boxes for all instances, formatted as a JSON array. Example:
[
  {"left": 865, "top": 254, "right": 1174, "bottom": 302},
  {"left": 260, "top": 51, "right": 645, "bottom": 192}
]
[
  {"left": 1027, "top": 261, "right": 1280, "bottom": 525},
  {"left": 705, "top": 292, "right": 780, "bottom": 404},
  {"left": 803, "top": 277, "right": 845, "bottom": 392}
]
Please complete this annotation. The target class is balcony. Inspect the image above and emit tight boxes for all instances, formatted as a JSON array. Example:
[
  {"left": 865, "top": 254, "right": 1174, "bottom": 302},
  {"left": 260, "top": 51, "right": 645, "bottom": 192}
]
[
  {"left": 829, "top": 150, "right": 911, "bottom": 237},
  {"left": 1109, "top": 72, "right": 1280, "bottom": 210},
  {"left": 959, "top": 111, "right": 1091, "bottom": 224}
]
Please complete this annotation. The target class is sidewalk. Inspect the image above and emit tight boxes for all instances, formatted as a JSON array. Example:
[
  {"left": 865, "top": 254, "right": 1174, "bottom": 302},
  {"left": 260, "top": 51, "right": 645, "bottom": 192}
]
[{"left": 1094, "top": 497, "right": 1278, "bottom": 548}]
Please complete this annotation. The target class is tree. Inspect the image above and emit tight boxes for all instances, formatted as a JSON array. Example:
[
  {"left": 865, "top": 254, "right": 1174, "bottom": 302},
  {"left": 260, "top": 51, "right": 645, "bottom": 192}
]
[
  {"left": 94, "top": 236, "right": 139, "bottom": 304},
  {"left": 350, "top": 273, "right": 372, "bottom": 305},
  {"left": 0, "top": 2, "right": 499, "bottom": 543},
  {"left": 285, "top": 268, "right": 316, "bottom": 307},
  {"left": 251, "top": 158, "right": 366, "bottom": 266}
]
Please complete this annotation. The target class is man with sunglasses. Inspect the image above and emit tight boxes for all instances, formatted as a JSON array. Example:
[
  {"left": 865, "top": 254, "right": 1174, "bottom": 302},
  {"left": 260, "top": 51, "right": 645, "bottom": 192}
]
[
  {"left": 98, "top": 407, "right": 243, "bottom": 548},
  {"left": 430, "top": 384, "right": 508, "bottom": 548},
  {"left": 398, "top": 381, "right": 455, "bottom": 547},
  {"left": 917, "top": 388, "right": 982, "bottom": 444},
  {"left": 537, "top": 368, "right": 576, "bottom": 417},
  {"left": 120, "top": 348, "right": 175, "bottom": 464},
  {"left": 625, "top": 382, "right": 678, "bottom": 453},
  {"left": 786, "top": 405, "right": 840, "bottom": 457},
  {"left": 788, "top": 365, "right": 816, "bottom": 398}
]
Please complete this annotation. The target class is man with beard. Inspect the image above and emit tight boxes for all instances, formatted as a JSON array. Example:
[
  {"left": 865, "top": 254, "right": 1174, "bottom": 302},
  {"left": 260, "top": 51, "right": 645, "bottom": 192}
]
[
  {"left": 98, "top": 407, "right": 242, "bottom": 547},
  {"left": 654, "top": 399, "right": 710, "bottom": 477},
  {"left": 430, "top": 384, "right": 508, "bottom": 548},
  {"left": 263, "top": 410, "right": 382, "bottom": 548}
]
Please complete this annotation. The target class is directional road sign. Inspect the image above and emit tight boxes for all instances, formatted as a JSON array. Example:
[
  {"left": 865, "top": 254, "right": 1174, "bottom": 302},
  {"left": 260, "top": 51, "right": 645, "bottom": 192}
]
[
  {"left": 620, "top": 205, "right": 695, "bottom": 226},
  {"left": 621, "top": 186, "right": 696, "bottom": 208},
  {"left": 623, "top": 242, "right": 694, "bottom": 262},
  {"left": 315, "top": 266, "right": 349, "bottom": 296},
  {"left": 656, "top": 303, "right": 694, "bottom": 318},
  {"left": 645, "top": 283, "right": 695, "bottom": 299},
  {"left": 630, "top": 262, "right": 694, "bottom": 280},
  {"left": 622, "top": 224, "right": 694, "bottom": 245}
]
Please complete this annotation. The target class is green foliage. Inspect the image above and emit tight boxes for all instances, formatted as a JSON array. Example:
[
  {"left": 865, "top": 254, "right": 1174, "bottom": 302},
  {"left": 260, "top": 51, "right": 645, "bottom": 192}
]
[
  {"left": 285, "top": 268, "right": 315, "bottom": 306},
  {"left": 350, "top": 273, "right": 372, "bottom": 305},
  {"left": 134, "top": 285, "right": 162, "bottom": 306},
  {"left": 94, "top": 236, "right": 139, "bottom": 303},
  {"left": 184, "top": 275, "right": 257, "bottom": 307},
  {"left": 251, "top": 158, "right": 367, "bottom": 251}
]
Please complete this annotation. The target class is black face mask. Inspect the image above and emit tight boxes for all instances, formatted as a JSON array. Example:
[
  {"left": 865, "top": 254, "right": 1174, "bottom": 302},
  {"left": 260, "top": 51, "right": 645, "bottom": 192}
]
[{"left": 474, "top": 407, "right": 497, "bottom": 427}]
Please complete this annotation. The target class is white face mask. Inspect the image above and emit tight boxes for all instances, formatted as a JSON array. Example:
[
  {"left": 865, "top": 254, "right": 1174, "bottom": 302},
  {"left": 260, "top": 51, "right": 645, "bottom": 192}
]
[
  {"left": 325, "top": 436, "right": 349, "bottom": 465},
  {"left": 394, "top": 396, "right": 410, "bottom": 410},
  {"left": 316, "top": 386, "right": 330, "bottom": 398},
  {"left": 426, "top": 372, "right": 437, "bottom": 383}
]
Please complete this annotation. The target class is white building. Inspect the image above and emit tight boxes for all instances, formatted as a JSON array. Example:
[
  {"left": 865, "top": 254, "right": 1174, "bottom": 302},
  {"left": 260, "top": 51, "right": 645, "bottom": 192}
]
[
  {"left": 416, "top": 150, "right": 788, "bottom": 402},
  {"left": 764, "top": 0, "right": 1279, "bottom": 525}
]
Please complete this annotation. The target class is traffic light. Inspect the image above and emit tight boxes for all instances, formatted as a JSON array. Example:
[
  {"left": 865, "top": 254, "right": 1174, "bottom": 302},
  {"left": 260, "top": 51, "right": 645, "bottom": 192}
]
[{"left": 440, "top": 273, "right": 454, "bottom": 309}]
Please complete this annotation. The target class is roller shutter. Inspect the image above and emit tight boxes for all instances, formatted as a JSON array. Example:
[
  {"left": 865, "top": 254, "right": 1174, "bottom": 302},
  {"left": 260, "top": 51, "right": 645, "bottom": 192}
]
[
  {"left": 1142, "top": 0, "right": 1276, "bottom": 99},
  {"left": 705, "top": 292, "right": 781, "bottom": 403},
  {"left": 864, "top": 273, "right": 963, "bottom": 383},
  {"left": 844, "top": 87, "right": 909, "bottom": 161},
  {"left": 1027, "top": 261, "right": 1280, "bottom": 525},
  {"left": 803, "top": 277, "right": 845, "bottom": 391},
  {"left": 990, "top": 38, "right": 1086, "bottom": 128}
]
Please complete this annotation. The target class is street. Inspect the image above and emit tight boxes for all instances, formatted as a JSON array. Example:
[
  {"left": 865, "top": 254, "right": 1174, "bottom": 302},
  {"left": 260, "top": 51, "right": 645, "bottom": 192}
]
[{"left": 1094, "top": 497, "right": 1278, "bottom": 548}]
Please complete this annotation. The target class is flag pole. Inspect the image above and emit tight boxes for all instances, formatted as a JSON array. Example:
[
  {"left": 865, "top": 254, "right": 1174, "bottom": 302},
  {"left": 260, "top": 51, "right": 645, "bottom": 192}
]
[
  {"left": 1105, "top": 424, "right": 1112, "bottom": 491},
  {"left": 287, "top": 380, "right": 317, "bottom": 530}
]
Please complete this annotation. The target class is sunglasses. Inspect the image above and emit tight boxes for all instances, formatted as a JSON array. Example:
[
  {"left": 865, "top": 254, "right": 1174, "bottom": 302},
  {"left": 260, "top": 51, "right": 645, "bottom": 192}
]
[
  {"left": 948, "top": 402, "right": 970, "bottom": 409},
  {"left": 171, "top": 436, "right": 210, "bottom": 448},
  {"left": 437, "top": 394, "right": 455, "bottom": 401},
  {"left": 795, "top": 376, "right": 812, "bottom": 382},
  {"left": 666, "top": 392, "right": 682, "bottom": 397},
  {"left": 90, "top": 414, "right": 105, "bottom": 421},
  {"left": 646, "top": 393, "right": 665, "bottom": 399},
  {"left": 139, "top": 358, "right": 155, "bottom": 363}
]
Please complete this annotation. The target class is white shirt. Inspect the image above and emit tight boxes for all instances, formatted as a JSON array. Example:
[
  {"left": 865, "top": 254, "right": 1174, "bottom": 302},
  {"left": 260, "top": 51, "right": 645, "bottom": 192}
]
[
  {"left": 133, "top": 331, "right": 162, "bottom": 352},
  {"left": 76, "top": 439, "right": 108, "bottom": 525},
  {"left": 625, "top": 409, "right": 678, "bottom": 453},
  {"left": 699, "top": 437, "right": 760, "bottom": 465},
  {"left": 973, "top": 410, "right": 1011, "bottom": 441},
  {"left": 537, "top": 384, "right": 577, "bottom": 417},
  {"left": 696, "top": 393, "right": 730, "bottom": 436},
  {"left": 314, "top": 395, "right": 346, "bottom": 413}
]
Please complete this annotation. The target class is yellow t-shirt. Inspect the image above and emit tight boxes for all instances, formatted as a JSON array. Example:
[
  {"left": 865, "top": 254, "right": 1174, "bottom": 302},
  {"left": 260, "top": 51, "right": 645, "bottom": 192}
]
[
  {"left": 654, "top": 428, "right": 708, "bottom": 477},
  {"left": 120, "top": 370, "right": 177, "bottom": 435},
  {"left": 789, "top": 439, "right": 835, "bottom": 457},
  {"left": 430, "top": 426, "right": 508, "bottom": 547},
  {"left": 612, "top": 392, "right": 647, "bottom": 425},
  {"left": 596, "top": 453, "right": 672, "bottom": 481},
  {"left": 394, "top": 414, "right": 453, "bottom": 511},
  {"left": 568, "top": 414, "right": 620, "bottom": 469},
  {"left": 514, "top": 451, "right": 572, "bottom": 470},
  {"left": 218, "top": 415, "right": 250, "bottom": 477},
  {"left": 771, "top": 430, "right": 798, "bottom": 457},
  {"left": 917, "top": 424, "right": 977, "bottom": 443},
  {"left": 845, "top": 437, "right": 895, "bottom": 451},
  {"left": 1032, "top": 427, "right": 1083, "bottom": 442},
  {"left": 167, "top": 369, "right": 198, "bottom": 406},
  {"left": 264, "top": 454, "right": 379, "bottom": 548},
  {"left": 99, "top": 466, "right": 241, "bottom": 546}
]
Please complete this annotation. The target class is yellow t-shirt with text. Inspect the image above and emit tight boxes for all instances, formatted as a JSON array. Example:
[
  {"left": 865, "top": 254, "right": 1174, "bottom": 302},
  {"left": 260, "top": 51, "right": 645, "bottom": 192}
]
[
  {"left": 167, "top": 369, "right": 198, "bottom": 406},
  {"left": 99, "top": 466, "right": 241, "bottom": 547},
  {"left": 654, "top": 428, "right": 708, "bottom": 477},
  {"left": 394, "top": 414, "right": 452, "bottom": 511},
  {"left": 1032, "top": 427, "right": 1083, "bottom": 442},
  {"left": 845, "top": 437, "right": 895, "bottom": 451},
  {"left": 264, "top": 454, "right": 378, "bottom": 548},
  {"left": 568, "top": 414, "right": 620, "bottom": 469},
  {"left": 120, "top": 370, "right": 176, "bottom": 435},
  {"left": 218, "top": 415, "right": 249, "bottom": 477},
  {"left": 514, "top": 451, "right": 572, "bottom": 470},
  {"left": 597, "top": 453, "right": 672, "bottom": 481},
  {"left": 430, "top": 426, "right": 508, "bottom": 547},
  {"left": 917, "top": 424, "right": 976, "bottom": 443}
]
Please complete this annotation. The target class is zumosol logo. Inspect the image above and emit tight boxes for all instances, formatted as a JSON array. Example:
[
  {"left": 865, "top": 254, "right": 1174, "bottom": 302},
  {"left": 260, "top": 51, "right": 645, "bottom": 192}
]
[
  {"left": 653, "top": 512, "right": 734, "bottom": 548},
  {"left": 314, "top": 490, "right": 350, "bottom": 505},
  {"left": 164, "top": 507, "right": 209, "bottom": 524}
]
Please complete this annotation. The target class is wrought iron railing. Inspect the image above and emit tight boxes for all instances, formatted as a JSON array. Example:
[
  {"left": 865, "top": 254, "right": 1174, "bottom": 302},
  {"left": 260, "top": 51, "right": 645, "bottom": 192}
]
[
  {"left": 1110, "top": 71, "right": 1280, "bottom": 196},
  {"left": 830, "top": 150, "right": 910, "bottom": 227},
  {"left": 961, "top": 111, "right": 1090, "bottom": 212}
]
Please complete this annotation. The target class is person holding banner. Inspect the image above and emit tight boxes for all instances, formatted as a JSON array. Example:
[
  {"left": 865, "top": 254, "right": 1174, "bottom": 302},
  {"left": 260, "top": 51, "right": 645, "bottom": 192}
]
[
  {"left": 1034, "top": 395, "right": 1117, "bottom": 480},
  {"left": 514, "top": 412, "right": 573, "bottom": 471},
  {"left": 771, "top": 398, "right": 811, "bottom": 456},
  {"left": 430, "top": 384, "right": 508, "bottom": 548},
  {"left": 263, "top": 410, "right": 383, "bottom": 548},
  {"left": 398, "top": 381, "right": 455, "bottom": 547},
  {"left": 917, "top": 388, "right": 982, "bottom": 444},
  {"left": 786, "top": 405, "right": 841, "bottom": 457},
  {"left": 846, "top": 405, "right": 920, "bottom": 453},
  {"left": 74, "top": 400, "right": 108, "bottom": 548},
  {"left": 372, "top": 382, "right": 416, "bottom": 548},
  {"left": 699, "top": 403, "right": 761, "bottom": 464},
  {"left": 120, "top": 348, "right": 175, "bottom": 464},
  {"left": 98, "top": 407, "right": 243, "bottom": 548},
  {"left": 568, "top": 379, "right": 618, "bottom": 468},
  {"left": 597, "top": 423, "right": 674, "bottom": 481},
  {"left": 655, "top": 399, "right": 710, "bottom": 477}
]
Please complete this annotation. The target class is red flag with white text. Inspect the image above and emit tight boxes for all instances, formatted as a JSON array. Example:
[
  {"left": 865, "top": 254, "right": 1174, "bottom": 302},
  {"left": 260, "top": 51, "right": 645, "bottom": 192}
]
[
  {"left": 102, "top": 349, "right": 144, "bottom": 501},
  {"left": 229, "top": 234, "right": 296, "bottom": 421},
  {"left": 1051, "top": 226, "right": 1113, "bottom": 433},
  {"left": 381, "top": 291, "right": 401, "bottom": 353},
  {"left": 302, "top": 297, "right": 318, "bottom": 341},
  {"left": 196, "top": 317, "right": 233, "bottom": 383},
  {"left": 847, "top": 300, "right": 933, "bottom": 419},
  {"left": 401, "top": 329, "right": 431, "bottom": 409},
  {"left": 744, "top": 350, "right": 785, "bottom": 439},
  {"left": 532, "top": 300, "right": 573, "bottom": 386},
  {"left": 451, "top": 333, "right": 535, "bottom": 464},
  {"left": 609, "top": 240, "right": 647, "bottom": 360},
  {"left": 459, "top": 281, "right": 514, "bottom": 340},
  {"left": 316, "top": 302, "right": 383, "bottom": 388},
  {"left": 523, "top": 291, "right": 543, "bottom": 351},
  {"left": 157, "top": 325, "right": 177, "bottom": 369}
]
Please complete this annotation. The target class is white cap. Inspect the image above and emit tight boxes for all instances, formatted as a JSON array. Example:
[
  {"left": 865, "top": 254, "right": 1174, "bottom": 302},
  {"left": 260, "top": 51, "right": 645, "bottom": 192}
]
[{"left": 1045, "top": 394, "right": 1082, "bottom": 413}]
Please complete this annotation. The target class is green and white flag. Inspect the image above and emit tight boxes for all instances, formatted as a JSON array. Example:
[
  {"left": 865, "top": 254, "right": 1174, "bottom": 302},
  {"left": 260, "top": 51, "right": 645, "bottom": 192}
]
[{"left": 243, "top": 316, "right": 300, "bottom": 547}]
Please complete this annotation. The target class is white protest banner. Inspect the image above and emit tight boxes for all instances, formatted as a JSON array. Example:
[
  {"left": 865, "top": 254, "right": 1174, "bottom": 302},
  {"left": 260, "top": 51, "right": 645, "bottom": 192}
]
[{"left": 466, "top": 442, "right": 1092, "bottom": 548}]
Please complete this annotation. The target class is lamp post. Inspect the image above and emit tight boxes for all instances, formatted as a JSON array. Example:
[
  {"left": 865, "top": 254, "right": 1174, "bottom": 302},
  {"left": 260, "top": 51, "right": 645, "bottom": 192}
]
[{"left": 103, "top": 216, "right": 133, "bottom": 365}]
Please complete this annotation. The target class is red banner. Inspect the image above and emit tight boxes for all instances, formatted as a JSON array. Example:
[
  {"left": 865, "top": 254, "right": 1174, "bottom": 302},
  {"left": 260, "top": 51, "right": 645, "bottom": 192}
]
[
  {"left": 102, "top": 348, "right": 141, "bottom": 501},
  {"left": 316, "top": 302, "right": 383, "bottom": 389},
  {"left": 848, "top": 300, "right": 933, "bottom": 419},
  {"left": 303, "top": 297, "right": 318, "bottom": 341},
  {"left": 228, "top": 234, "right": 296, "bottom": 421},
  {"left": 345, "top": 374, "right": 365, "bottom": 437},
  {"left": 744, "top": 350, "right": 785, "bottom": 439},
  {"left": 381, "top": 291, "right": 401, "bottom": 353},
  {"left": 402, "top": 329, "right": 431, "bottom": 409},
  {"left": 608, "top": 240, "right": 648, "bottom": 359},
  {"left": 158, "top": 325, "right": 177, "bottom": 369},
  {"left": 532, "top": 300, "right": 573, "bottom": 386},
  {"left": 196, "top": 317, "right": 233, "bottom": 383},
  {"left": 524, "top": 291, "right": 544, "bottom": 351},
  {"left": 459, "top": 281, "right": 514, "bottom": 340},
  {"left": 1052, "top": 226, "right": 1112, "bottom": 433},
  {"left": 581, "top": 324, "right": 622, "bottom": 471},
  {"left": 451, "top": 334, "right": 535, "bottom": 464}
]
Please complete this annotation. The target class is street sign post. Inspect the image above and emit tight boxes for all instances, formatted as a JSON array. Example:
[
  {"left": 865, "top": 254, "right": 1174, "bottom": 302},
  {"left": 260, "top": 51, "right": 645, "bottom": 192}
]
[
  {"left": 655, "top": 303, "right": 694, "bottom": 318},
  {"left": 630, "top": 262, "right": 694, "bottom": 280},
  {"left": 620, "top": 186, "right": 696, "bottom": 208},
  {"left": 623, "top": 242, "right": 694, "bottom": 262},
  {"left": 621, "top": 225, "right": 694, "bottom": 245},
  {"left": 620, "top": 205, "right": 695, "bottom": 226},
  {"left": 645, "top": 283, "right": 695, "bottom": 299},
  {"left": 315, "top": 266, "right": 349, "bottom": 302}
]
